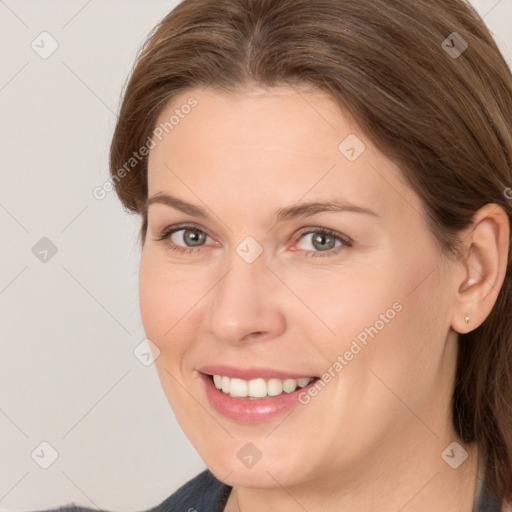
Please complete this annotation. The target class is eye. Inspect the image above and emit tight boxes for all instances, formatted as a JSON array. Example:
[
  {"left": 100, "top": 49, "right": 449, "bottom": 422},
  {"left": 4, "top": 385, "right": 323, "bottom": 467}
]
[
  {"left": 155, "top": 224, "right": 214, "bottom": 254},
  {"left": 293, "top": 228, "right": 352, "bottom": 257},
  {"left": 154, "top": 224, "right": 352, "bottom": 258}
]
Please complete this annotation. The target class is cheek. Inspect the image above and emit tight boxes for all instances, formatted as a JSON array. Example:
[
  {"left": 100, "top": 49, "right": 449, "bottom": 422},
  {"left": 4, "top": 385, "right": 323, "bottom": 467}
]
[
  {"left": 286, "top": 263, "right": 404, "bottom": 355},
  {"left": 138, "top": 252, "right": 205, "bottom": 354},
  {"left": 305, "top": 246, "right": 451, "bottom": 390},
  {"left": 336, "top": 261, "right": 453, "bottom": 418},
  {"left": 138, "top": 253, "right": 206, "bottom": 416}
]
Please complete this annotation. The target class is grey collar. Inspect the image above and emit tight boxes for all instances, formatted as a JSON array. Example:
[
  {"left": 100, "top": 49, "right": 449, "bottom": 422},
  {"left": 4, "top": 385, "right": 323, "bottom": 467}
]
[{"left": 473, "top": 453, "right": 486, "bottom": 512}]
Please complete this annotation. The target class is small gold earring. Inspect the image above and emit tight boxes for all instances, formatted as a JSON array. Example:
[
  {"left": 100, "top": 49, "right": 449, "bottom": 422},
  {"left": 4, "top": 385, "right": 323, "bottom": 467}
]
[{"left": 465, "top": 315, "right": 470, "bottom": 324}]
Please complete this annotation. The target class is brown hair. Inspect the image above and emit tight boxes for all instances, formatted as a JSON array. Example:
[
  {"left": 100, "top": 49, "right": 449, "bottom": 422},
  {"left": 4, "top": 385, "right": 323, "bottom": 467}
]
[{"left": 109, "top": 0, "right": 512, "bottom": 503}]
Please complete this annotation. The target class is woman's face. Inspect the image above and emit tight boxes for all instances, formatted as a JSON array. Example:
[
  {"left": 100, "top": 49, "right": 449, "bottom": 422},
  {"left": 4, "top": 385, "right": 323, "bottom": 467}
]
[{"left": 139, "top": 85, "right": 463, "bottom": 489}]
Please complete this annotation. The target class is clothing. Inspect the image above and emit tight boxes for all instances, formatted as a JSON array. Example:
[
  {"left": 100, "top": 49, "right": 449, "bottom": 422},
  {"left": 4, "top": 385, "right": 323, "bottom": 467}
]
[
  {"left": 151, "top": 469, "right": 503, "bottom": 512},
  {"left": 37, "top": 466, "right": 502, "bottom": 512},
  {"left": 474, "top": 469, "right": 502, "bottom": 512}
]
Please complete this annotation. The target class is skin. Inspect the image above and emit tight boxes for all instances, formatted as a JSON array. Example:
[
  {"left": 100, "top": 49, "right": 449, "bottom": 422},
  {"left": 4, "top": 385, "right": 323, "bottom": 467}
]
[{"left": 139, "top": 84, "right": 510, "bottom": 512}]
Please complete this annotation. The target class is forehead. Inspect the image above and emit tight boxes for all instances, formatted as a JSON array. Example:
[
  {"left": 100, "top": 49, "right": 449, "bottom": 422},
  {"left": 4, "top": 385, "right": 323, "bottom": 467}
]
[{"left": 147, "top": 85, "right": 419, "bottom": 221}]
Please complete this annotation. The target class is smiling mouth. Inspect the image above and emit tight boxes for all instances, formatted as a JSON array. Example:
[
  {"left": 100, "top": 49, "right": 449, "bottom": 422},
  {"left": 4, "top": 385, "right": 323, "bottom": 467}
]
[{"left": 206, "top": 374, "right": 320, "bottom": 399}]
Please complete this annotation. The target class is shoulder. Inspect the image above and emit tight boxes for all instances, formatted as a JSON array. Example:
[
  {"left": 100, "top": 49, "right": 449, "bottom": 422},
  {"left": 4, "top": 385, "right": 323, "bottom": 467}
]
[{"left": 25, "top": 470, "right": 231, "bottom": 512}]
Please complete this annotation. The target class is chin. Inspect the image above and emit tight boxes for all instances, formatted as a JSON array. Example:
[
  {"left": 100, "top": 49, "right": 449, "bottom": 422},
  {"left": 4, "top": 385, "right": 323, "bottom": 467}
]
[
  {"left": 210, "top": 460, "right": 297, "bottom": 488},
  {"left": 196, "top": 442, "right": 309, "bottom": 488}
]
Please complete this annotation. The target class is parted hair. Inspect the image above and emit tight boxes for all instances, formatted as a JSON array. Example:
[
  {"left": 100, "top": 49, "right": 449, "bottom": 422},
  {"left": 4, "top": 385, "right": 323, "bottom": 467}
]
[{"left": 109, "top": 0, "right": 512, "bottom": 503}]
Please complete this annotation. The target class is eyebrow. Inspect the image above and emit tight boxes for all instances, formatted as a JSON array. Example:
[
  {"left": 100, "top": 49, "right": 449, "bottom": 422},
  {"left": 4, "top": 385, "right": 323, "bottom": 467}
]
[{"left": 146, "top": 192, "right": 378, "bottom": 222}]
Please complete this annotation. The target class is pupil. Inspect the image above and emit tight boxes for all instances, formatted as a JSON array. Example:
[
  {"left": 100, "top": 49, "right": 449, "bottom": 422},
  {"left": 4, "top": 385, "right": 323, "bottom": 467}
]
[
  {"left": 185, "top": 229, "right": 205, "bottom": 246},
  {"left": 313, "top": 233, "right": 334, "bottom": 251}
]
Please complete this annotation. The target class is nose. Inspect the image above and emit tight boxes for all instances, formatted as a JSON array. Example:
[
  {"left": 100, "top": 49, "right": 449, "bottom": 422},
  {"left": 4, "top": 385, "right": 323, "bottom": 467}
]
[{"left": 204, "top": 251, "right": 287, "bottom": 346}]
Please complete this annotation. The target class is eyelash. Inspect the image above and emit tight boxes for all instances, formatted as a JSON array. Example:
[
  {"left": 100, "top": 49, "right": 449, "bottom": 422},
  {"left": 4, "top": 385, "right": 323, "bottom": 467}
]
[{"left": 154, "top": 224, "right": 353, "bottom": 258}]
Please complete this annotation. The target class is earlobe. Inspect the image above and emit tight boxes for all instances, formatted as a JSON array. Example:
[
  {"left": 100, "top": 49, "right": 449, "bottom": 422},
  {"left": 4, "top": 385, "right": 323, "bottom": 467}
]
[{"left": 451, "top": 203, "right": 510, "bottom": 334}]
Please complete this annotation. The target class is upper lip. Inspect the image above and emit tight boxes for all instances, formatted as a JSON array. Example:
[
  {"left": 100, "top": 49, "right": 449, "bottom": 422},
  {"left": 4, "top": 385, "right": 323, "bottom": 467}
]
[{"left": 198, "top": 365, "right": 318, "bottom": 380}]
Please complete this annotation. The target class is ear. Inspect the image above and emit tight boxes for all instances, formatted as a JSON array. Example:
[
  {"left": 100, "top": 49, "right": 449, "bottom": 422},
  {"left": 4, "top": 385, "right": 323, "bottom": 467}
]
[{"left": 451, "top": 203, "right": 510, "bottom": 334}]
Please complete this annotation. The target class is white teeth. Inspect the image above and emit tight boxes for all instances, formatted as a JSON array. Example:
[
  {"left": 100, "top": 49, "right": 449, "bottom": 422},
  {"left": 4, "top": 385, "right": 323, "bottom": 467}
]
[
  {"left": 221, "top": 376, "right": 230, "bottom": 394},
  {"left": 267, "top": 378, "right": 283, "bottom": 396},
  {"left": 283, "top": 378, "right": 298, "bottom": 393},
  {"left": 248, "top": 378, "right": 267, "bottom": 397},
  {"left": 229, "top": 378, "right": 248, "bottom": 398},
  {"left": 211, "top": 375, "right": 313, "bottom": 398},
  {"left": 297, "top": 377, "right": 311, "bottom": 388}
]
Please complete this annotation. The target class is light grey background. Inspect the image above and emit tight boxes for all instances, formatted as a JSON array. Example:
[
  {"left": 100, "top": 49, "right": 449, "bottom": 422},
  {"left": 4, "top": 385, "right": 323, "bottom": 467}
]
[{"left": 0, "top": 0, "right": 511, "bottom": 510}]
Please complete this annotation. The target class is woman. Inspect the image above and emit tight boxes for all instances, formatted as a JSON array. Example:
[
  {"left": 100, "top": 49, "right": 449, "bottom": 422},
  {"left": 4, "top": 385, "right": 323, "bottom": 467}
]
[{"left": 49, "top": 0, "right": 512, "bottom": 510}]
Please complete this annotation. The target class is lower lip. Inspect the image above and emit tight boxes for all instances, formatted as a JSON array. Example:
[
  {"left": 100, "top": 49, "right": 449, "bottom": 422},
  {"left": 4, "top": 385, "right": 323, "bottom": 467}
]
[{"left": 199, "top": 373, "right": 318, "bottom": 423}]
